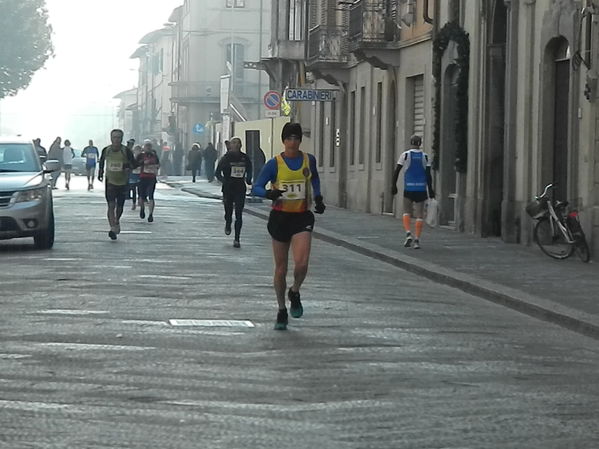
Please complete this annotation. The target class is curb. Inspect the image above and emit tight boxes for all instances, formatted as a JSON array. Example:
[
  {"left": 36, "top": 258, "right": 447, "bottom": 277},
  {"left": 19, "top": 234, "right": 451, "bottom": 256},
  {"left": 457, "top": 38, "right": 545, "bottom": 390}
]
[{"left": 176, "top": 184, "right": 599, "bottom": 340}]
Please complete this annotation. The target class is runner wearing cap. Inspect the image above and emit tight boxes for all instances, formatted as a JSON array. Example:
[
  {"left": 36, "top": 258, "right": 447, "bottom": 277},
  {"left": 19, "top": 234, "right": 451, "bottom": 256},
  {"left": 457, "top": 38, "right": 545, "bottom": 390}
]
[
  {"left": 215, "top": 137, "right": 252, "bottom": 248},
  {"left": 252, "top": 122, "right": 326, "bottom": 330}
]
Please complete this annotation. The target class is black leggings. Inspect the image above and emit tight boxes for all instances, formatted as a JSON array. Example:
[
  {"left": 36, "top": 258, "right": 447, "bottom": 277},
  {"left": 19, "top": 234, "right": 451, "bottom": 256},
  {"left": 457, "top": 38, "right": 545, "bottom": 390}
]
[{"left": 223, "top": 190, "right": 246, "bottom": 240}]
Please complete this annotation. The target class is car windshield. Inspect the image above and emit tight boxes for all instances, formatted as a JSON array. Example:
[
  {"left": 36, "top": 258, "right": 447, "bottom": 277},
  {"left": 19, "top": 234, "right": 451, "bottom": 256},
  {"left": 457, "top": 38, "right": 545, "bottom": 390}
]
[{"left": 0, "top": 143, "right": 42, "bottom": 173}]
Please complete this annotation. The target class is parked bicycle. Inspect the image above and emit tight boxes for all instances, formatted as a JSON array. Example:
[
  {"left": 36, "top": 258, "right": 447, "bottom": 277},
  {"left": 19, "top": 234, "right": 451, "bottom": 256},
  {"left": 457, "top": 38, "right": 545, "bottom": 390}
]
[{"left": 526, "top": 183, "right": 590, "bottom": 262}]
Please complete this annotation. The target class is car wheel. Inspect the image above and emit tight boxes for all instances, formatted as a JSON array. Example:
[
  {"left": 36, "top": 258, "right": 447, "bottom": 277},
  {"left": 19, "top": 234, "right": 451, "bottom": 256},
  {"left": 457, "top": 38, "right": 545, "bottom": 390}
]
[{"left": 34, "top": 211, "right": 55, "bottom": 250}]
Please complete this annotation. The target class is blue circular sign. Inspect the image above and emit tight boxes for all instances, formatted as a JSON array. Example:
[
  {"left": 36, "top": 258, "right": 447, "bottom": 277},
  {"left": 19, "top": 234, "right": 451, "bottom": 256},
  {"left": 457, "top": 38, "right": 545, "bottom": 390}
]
[{"left": 193, "top": 123, "right": 205, "bottom": 134}]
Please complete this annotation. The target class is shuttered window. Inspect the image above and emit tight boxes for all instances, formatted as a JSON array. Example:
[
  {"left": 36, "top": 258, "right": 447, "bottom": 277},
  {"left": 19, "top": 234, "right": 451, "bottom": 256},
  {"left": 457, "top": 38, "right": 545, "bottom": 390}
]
[{"left": 413, "top": 75, "right": 425, "bottom": 138}]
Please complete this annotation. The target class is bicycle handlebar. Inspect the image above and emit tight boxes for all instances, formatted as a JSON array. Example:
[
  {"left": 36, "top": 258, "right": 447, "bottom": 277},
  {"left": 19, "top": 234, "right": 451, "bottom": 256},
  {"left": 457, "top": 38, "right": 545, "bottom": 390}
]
[{"left": 536, "top": 183, "right": 556, "bottom": 200}]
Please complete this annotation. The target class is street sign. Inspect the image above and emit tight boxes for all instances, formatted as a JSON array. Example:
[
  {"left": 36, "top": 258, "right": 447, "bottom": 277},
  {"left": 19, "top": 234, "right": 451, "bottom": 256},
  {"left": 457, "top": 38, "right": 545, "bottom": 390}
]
[
  {"left": 285, "top": 88, "right": 337, "bottom": 102},
  {"left": 193, "top": 123, "right": 205, "bottom": 134},
  {"left": 265, "top": 109, "right": 280, "bottom": 118},
  {"left": 263, "top": 90, "right": 281, "bottom": 110}
]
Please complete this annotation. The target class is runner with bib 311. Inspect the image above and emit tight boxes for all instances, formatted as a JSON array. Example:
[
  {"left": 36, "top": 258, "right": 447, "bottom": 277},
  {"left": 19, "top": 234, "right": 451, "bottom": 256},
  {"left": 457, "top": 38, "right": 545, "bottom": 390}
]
[{"left": 252, "top": 123, "right": 326, "bottom": 330}]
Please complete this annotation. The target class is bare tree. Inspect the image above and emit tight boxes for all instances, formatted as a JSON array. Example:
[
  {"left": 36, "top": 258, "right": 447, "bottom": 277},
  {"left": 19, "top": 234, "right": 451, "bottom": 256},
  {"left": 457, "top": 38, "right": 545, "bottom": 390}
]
[{"left": 0, "top": 0, "right": 54, "bottom": 99}]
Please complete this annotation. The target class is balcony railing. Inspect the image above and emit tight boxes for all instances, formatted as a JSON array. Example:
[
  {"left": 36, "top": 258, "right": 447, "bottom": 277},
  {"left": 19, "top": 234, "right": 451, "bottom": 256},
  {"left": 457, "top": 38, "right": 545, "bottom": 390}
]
[
  {"left": 349, "top": 0, "right": 398, "bottom": 49},
  {"left": 307, "top": 25, "right": 349, "bottom": 65}
]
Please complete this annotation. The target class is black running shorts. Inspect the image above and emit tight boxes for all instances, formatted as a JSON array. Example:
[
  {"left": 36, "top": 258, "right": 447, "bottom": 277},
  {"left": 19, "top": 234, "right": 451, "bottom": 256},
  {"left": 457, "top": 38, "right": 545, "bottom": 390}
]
[
  {"left": 403, "top": 190, "right": 428, "bottom": 203},
  {"left": 139, "top": 178, "right": 157, "bottom": 200},
  {"left": 105, "top": 183, "right": 127, "bottom": 206},
  {"left": 267, "top": 210, "right": 315, "bottom": 243}
]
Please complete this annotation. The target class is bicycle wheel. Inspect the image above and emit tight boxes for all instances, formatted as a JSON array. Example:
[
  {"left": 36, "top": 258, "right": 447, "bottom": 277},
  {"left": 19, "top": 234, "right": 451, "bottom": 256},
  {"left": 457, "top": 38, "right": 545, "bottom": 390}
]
[
  {"left": 534, "top": 217, "right": 574, "bottom": 259},
  {"left": 574, "top": 232, "right": 591, "bottom": 263}
]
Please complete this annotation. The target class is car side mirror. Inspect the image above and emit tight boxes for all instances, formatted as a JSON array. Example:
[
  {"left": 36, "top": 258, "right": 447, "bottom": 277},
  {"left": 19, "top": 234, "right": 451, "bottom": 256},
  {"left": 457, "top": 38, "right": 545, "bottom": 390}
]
[{"left": 43, "top": 160, "right": 61, "bottom": 173}]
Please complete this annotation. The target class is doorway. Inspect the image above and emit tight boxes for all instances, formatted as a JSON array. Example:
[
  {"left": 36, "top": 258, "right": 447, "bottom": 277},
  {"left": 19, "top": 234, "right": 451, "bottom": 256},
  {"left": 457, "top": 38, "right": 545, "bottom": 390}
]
[{"left": 440, "top": 64, "right": 459, "bottom": 227}]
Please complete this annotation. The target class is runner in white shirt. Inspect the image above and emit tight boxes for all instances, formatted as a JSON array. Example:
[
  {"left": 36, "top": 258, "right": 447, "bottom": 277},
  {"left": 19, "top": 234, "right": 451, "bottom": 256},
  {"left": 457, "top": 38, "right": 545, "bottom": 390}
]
[{"left": 62, "top": 140, "right": 75, "bottom": 190}]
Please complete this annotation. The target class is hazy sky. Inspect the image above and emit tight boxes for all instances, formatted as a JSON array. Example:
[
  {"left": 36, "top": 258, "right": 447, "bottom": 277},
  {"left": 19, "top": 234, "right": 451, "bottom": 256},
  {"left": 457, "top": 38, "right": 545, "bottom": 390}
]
[{"left": 0, "top": 0, "right": 182, "bottom": 148}]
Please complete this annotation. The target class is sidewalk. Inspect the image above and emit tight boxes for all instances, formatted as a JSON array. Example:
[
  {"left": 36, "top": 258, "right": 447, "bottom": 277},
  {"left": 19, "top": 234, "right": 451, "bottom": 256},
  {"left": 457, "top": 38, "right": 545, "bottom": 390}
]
[{"left": 163, "top": 176, "right": 599, "bottom": 339}]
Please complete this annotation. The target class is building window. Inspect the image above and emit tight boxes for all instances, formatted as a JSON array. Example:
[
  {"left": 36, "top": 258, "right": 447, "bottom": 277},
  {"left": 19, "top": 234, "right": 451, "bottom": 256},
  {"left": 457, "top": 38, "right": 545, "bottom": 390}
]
[
  {"left": 318, "top": 102, "right": 325, "bottom": 167},
  {"left": 359, "top": 86, "right": 366, "bottom": 165},
  {"left": 226, "top": 43, "right": 245, "bottom": 88},
  {"left": 226, "top": 0, "right": 245, "bottom": 7},
  {"left": 329, "top": 100, "right": 336, "bottom": 168},
  {"left": 288, "top": 0, "right": 305, "bottom": 41},
  {"left": 350, "top": 90, "right": 356, "bottom": 165},
  {"left": 411, "top": 75, "right": 425, "bottom": 138},
  {"left": 376, "top": 82, "right": 382, "bottom": 164}
]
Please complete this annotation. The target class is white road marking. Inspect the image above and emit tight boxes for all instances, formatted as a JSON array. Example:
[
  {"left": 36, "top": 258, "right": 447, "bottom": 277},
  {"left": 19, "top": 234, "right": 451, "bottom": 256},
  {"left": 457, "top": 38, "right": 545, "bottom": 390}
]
[
  {"left": 43, "top": 258, "right": 82, "bottom": 261},
  {"left": 168, "top": 319, "right": 255, "bottom": 328},
  {"left": 119, "top": 231, "right": 153, "bottom": 234},
  {"left": 38, "top": 343, "right": 151, "bottom": 351},
  {"left": 121, "top": 320, "right": 168, "bottom": 326},
  {"left": 37, "top": 309, "right": 109, "bottom": 315},
  {"left": 0, "top": 400, "right": 72, "bottom": 412},
  {"left": 138, "top": 275, "right": 191, "bottom": 280},
  {"left": 0, "top": 354, "right": 31, "bottom": 360}
]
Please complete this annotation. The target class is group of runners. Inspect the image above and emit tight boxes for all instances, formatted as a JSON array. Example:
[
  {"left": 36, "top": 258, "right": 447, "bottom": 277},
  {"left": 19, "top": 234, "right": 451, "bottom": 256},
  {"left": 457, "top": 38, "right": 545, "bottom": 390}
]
[
  {"left": 96, "top": 130, "right": 160, "bottom": 240},
  {"left": 87, "top": 123, "right": 433, "bottom": 330}
]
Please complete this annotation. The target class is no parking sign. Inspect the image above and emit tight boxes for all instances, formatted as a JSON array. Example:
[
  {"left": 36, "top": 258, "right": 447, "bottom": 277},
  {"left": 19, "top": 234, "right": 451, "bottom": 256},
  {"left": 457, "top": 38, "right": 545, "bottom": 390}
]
[{"left": 264, "top": 91, "right": 281, "bottom": 118}]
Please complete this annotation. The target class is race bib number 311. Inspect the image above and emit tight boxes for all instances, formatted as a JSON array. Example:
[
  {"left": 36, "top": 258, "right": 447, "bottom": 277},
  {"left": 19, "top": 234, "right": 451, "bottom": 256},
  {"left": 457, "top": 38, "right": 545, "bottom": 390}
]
[{"left": 281, "top": 180, "right": 306, "bottom": 200}]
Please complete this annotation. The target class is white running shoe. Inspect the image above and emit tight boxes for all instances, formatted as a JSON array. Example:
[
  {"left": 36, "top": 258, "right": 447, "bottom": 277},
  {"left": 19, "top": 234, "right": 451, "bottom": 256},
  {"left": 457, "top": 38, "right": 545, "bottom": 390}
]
[
  {"left": 404, "top": 234, "right": 413, "bottom": 247},
  {"left": 413, "top": 239, "right": 421, "bottom": 249}
]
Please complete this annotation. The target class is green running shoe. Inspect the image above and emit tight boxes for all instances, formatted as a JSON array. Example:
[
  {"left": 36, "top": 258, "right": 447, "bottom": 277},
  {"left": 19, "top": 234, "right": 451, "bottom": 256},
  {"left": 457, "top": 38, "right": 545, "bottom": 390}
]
[
  {"left": 274, "top": 309, "right": 288, "bottom": 330},
  {"left": 288, "top": 288, "right": 303, "bottom": 318}
]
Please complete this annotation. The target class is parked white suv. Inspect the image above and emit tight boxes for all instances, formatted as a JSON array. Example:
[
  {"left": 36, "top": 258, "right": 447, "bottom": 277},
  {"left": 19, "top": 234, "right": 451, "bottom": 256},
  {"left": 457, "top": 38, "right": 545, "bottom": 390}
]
[{"left": 0, "top": 137, "right": 60, "bottom": 249}]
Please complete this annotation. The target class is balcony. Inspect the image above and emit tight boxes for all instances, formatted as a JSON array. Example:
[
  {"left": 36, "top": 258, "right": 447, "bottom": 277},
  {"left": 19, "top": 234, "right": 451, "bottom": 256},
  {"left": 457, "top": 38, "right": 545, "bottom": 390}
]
[
  {"left": 306, "top": 25, "right": 349, "bottom": 83},
  {"left": 307, "top": 25, "right": 349, "bottom": 66},
  {"left": 348, "top": 0, "right": 400, "bottom": 69}
]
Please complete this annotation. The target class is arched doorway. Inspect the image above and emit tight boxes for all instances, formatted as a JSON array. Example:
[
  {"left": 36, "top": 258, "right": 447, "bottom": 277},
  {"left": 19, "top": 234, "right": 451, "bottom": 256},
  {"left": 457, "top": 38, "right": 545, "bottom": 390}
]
[
  {"left": 540, "top": 37, "right": 571, "bottom": 202},
  {"left": 384, "top": 80, "right": 397, "bottom": 214},
  {"left": 439, "top": 64, "right": 459, "bottom": 227},
  {"left": 482, "top": 0, "right": 507, "bottom": 236}
]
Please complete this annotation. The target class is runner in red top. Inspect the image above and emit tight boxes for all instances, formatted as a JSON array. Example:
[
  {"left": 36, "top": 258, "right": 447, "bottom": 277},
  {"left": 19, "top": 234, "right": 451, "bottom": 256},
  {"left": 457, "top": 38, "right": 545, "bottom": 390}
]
[{"left": 136, "top": 140, "right": 160, "bottom": 223}]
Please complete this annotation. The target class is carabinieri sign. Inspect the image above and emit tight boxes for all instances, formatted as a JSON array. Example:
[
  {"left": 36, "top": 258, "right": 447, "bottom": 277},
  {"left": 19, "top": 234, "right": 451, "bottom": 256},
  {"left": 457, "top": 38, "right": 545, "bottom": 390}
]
[{"left": 285, "top": 88, "right": 337, "bottom": 102}]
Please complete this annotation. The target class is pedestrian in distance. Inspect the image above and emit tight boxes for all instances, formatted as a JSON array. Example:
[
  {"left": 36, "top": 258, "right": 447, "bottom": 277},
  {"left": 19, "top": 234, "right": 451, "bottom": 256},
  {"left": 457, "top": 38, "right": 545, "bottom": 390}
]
[
  {"left": 98, "top": 129, "right": 137, "bottom": 240},
  {"left": 215, "top": 137, "right": 252, "bottom": 248},
  {"left": 33, "top": 138, "right": 47, "bottom": 163},
  {"left": 187, "top": 143, "right": 203, "bottom": 182},
  {"left": 128, "top": 144, "right": 143, "bottom": 210},
  {"left": 252, "top": 122, "right": 326, "bottom": 330},
  {"left": 136, "top": 140, "right": 160, "bottom": 223},
  {"left": 203, "top": 142, "right": 218, "bottom": 182},
  {"left": 47, "top": 137, "right": 62, "bottom": 189},
  {"left": 81, "top": 139, "right": 99, "bottom": 190},
  {"left": 62, "top": 139, "right": 75, "bottom": 190},
  {"left": 391, "top": 134, "right": 435, "bottom": 250}
]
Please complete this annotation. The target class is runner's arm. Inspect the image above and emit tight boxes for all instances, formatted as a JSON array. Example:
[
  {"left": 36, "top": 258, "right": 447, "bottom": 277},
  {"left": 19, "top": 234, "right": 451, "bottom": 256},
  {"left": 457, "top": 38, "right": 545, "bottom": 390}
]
[
  {"left": 426, "top": 166, "right": 434, "bottom": 198},
  {"left": 126, "top": 148, "right": 138, "bottom": 169},
  {"left": 308, "top": 154, "right": 321, "bottom": 198},
  {"left": 98, "top": 148, "right": 106, "bottom": 178},
  {"left": 392, "top": 164, "right": 402, "bottom": 188},
  {"left": 251, "top": 159, "right": 277, "bottom": 197},
  {"left": 215, "top": 156, "right": 226, "bottom": 183},
  {"left": 245, "top": 156, "right": 253, "bottom": 185}
]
